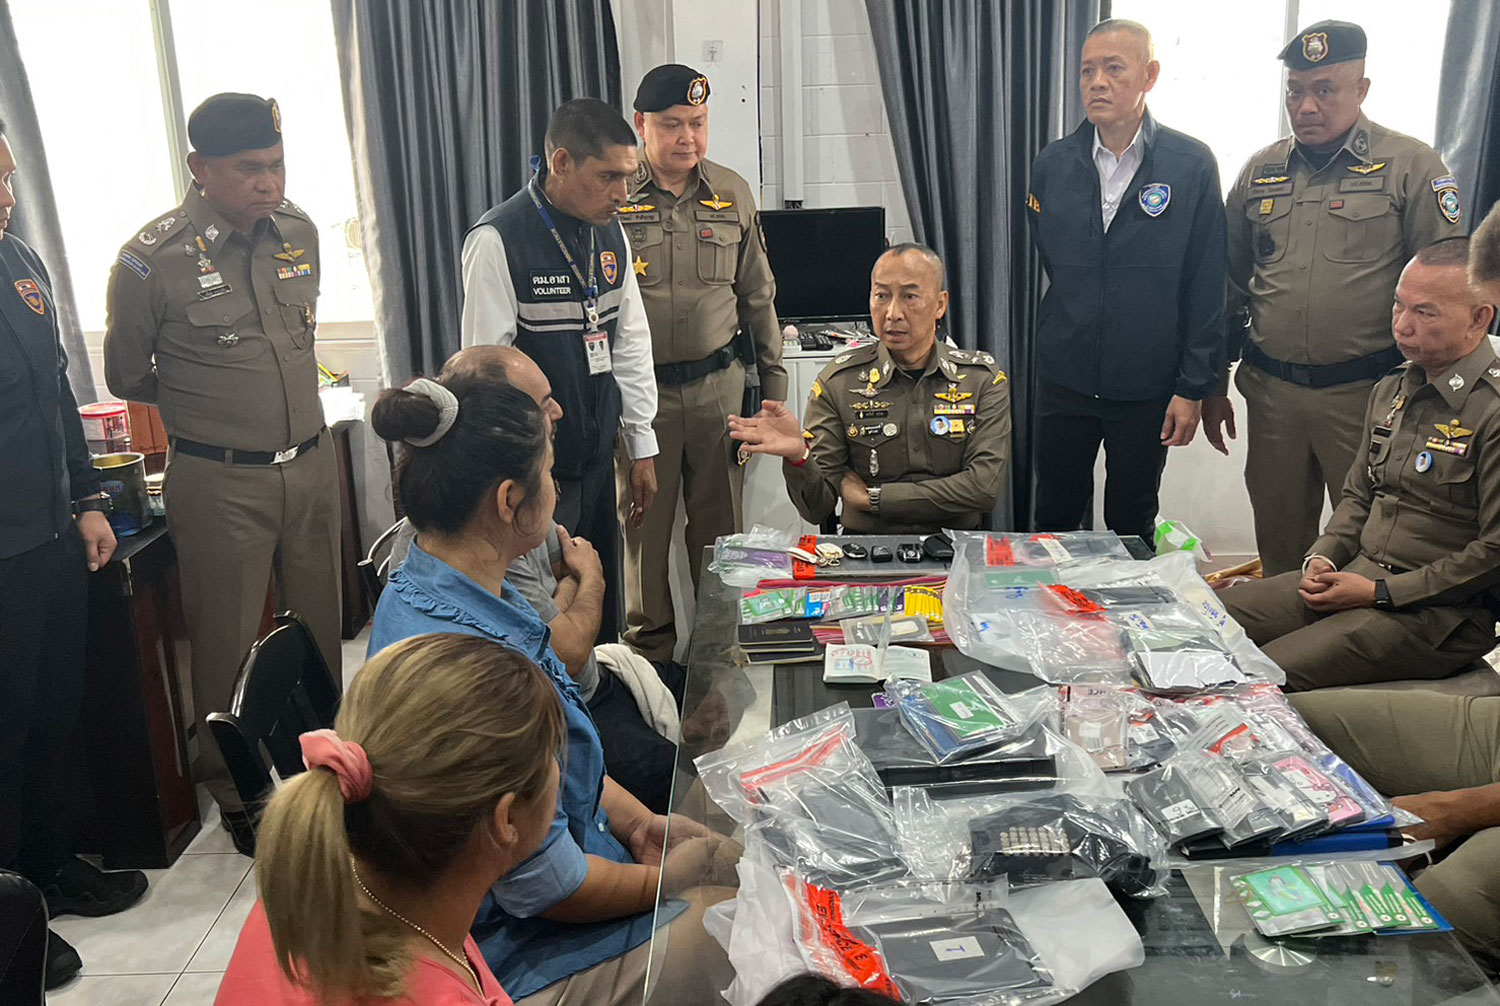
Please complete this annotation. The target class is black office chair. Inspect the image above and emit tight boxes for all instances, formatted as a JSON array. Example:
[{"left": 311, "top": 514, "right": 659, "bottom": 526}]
[
  {"left": 357, "top": 519, "right": 406, "bottom": 608},
  {"left": 206, "top": 611, "right": 341, "bottom": 816}
]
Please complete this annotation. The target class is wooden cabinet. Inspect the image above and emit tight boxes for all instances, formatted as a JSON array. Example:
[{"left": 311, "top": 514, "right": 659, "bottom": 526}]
[{"left": 78, "top": 525, "right": 201, "bottom": 869}]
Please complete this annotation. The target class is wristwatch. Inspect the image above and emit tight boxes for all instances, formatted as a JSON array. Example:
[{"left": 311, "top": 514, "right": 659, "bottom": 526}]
[
  {"left": 1373, "top": 578, "right": 1394, "bottom": 611},
  {"left": 867, "top": 485, "right": 882, "bottom": 514},
  {"left": 72, "top": 492, "right": 112, "bottom": 517}
]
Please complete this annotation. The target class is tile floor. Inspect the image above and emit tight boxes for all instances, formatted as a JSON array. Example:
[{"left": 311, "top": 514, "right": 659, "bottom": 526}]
[{"left": 44, "top": 630, "right": 372, "bottom": 1005}]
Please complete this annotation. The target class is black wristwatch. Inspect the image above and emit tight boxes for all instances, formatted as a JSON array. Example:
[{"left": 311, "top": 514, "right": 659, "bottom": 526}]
[
  {"left": 1373, "top": 578, "right": 1394, "bottom": 611},
  {"left": 72, "top": 493, "right": 112, "bottom": 517}
]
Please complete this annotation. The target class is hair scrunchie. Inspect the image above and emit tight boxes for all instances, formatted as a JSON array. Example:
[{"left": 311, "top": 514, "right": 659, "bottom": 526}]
[
  {"left": 299, "top": 729, "right": 374, "bottom": 804},
  {"left": 402, "top": 378, "right": 460, "bottom": 447}
]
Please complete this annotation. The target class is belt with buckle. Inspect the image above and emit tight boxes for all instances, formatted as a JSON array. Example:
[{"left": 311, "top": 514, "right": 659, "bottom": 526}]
[
  {"left": 172, "top": 430, "right": 322, "bottom": 466},
  {"left": 1243, "top": 343, "right": 1404, "bottom": 389},
  {"left": 654, "top": 343, "right": 737, "bottom": 388}
]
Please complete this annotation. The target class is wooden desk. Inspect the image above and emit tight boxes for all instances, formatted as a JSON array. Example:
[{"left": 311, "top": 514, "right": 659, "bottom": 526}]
[{"left": 79, "top": 524, "right": 201, "bottom": 869}]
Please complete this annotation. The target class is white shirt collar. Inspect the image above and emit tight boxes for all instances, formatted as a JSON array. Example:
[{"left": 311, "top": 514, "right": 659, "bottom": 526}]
[{"left": 1093, "top": 119, "right": 1145, "bottom": 164}]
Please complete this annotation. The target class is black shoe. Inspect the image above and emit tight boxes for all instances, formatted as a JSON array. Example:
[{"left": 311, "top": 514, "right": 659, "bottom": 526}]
[
  {"left": 221, "top": 809, "right": 258, "bottom": 858},
  {"left": 44, "top": 928, "right": 83, "bottom": 989},
  {"left": 38, "top": 857, "right": 148, "bottom": 919}
]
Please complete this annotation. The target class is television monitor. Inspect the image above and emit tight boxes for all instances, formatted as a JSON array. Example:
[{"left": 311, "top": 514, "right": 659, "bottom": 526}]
[{"left": 759, "top": 206, "right": 887, "bottom": 322}]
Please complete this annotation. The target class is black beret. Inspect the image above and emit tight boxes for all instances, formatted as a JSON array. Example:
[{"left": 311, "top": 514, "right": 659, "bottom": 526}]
[
  {"left": 634, "top": 64, "right": 710, "bottom": 113},
  {"left": 1278, "top": 20, "right": 1366, "bottom": 70},
  {"left": 188, "top": 93, "right": 281, "bottom": 156}
]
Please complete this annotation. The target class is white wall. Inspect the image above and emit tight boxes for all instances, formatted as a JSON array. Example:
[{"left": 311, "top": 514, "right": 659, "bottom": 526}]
[{"left": 758, "top": 0, "right": 913, "bottom": 242}]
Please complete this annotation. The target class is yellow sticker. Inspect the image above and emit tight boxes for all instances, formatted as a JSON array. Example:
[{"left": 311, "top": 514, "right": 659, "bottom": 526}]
[{"left": 1259, "top": 198, "right": 1274, "bottom": 215}]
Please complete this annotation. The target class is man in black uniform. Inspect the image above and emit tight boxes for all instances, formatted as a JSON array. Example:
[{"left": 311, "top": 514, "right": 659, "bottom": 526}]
[
  {"left": 1026, "top": 19, "right": 1226, "bottom": 542},
  {"left": 0, "top": 119, "right": 147, "bottom": 988}
]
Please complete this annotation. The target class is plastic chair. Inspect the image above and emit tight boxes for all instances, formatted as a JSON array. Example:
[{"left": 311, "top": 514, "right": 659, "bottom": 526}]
[{"left": 206, "top": 611, "right": 341, "bottom": 812}]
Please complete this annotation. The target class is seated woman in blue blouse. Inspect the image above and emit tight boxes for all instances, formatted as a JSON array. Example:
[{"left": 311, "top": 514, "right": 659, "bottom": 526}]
[{"left": 366, "top": 373, "right": 724, "bottom": 1005}]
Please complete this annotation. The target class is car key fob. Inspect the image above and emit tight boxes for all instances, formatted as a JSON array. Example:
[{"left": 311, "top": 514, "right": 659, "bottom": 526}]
[
  {"left": 922, "top": 531, "right": 955, "bottom": 561},
  {"left": 870, "top": 545, "right": 894, "bottom": 563},
  {"left": 842, "top": 542, "right": 869, "bottom": 560},
  {"left": 897, "top": 543, "right": 922, "bottom": 563}
]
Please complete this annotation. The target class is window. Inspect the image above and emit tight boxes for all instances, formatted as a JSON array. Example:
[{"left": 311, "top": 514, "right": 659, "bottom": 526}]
[
  {"left": 1110, "top": 0, "right": 1452, "bottom": 195},
  {"left": 11, "top": 0, "right": 374, "bottom": 330}
]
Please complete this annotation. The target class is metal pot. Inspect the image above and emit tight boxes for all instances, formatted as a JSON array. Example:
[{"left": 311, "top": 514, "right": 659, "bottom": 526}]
[{"left": 93, "top": 452, "right": 152, "bottom": 537}]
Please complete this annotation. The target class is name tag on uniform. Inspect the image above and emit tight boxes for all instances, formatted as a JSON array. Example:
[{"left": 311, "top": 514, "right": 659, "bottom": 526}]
[
  {"left": 583, "top": 331, "right": 612, "bottom": 375},
  {"left": 198, "top": 272, "right": 224, "bottom": 289},
  {"left": 1338, "top": 177, "right": 1387, "bottom": 193},
  {"left": 531, "top": 272, "right": 573, "bottom": 299}
]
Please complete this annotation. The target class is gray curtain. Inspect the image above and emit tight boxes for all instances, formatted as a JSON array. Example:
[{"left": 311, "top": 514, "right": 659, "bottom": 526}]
[
  {"left": 330, "top": 0, "right": 621, "bottom": 383},
  {"left": 0, "top": 0, "right": 95, "bottom": 404},
  {"left": 1436, "top": 2, "right": 1500, "bottom": 226},
  {"left": 865, "top": 0, "right": 1096, "bottom": 530}
]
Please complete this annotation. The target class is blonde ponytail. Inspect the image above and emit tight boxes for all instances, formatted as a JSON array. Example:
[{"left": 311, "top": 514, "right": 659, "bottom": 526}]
[{"left": 252, "top": 632, "right": 565, "bottom": 1001}]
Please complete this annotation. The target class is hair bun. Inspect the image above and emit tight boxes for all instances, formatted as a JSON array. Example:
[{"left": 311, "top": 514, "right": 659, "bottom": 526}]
[{"left": 371, "top": 384, "right": 442, "bottom": 444}]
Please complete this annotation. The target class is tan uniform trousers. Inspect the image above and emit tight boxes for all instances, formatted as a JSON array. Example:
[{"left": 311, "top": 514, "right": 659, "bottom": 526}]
[
  {"left": 1221, "top": 555, "right": 1495, "bottom": 691},
  {"left": 163, "top": 430, "right": 342, "bottom": 812},
  {"left": 1291, "top": 688, "right": 1500, "bottom": 967},
  {"left": 619, "top": 361, "right": 744, "bottom": 662},
  {"left": 1237, "top": 362, "right": 1374, "bottom": 576}
]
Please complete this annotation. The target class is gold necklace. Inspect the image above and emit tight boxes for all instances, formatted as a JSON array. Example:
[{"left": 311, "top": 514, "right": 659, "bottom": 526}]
[{"left": 350, "top": 861, "right": 481, "bottom": 994}]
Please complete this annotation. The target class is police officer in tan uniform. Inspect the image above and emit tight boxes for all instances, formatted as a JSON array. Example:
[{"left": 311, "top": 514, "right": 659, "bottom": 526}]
[
  {"left": 1221, "top": 238, "right": 1499, "bottom": 691},
  {"left": 619, "top": 65, "right": 784, "bottom": 660},
  {"left": 1205, "top": 21, "right": 1463, "bottom": 575},
  {"left": 731, "top": 244, "right": 1009, "bottom": 532},
  {"left": 103, "top": 94, "right": 340, "bottom": 853},
  {"left": 1275, "top": 214, "right": 1500, "bottom": 969}
]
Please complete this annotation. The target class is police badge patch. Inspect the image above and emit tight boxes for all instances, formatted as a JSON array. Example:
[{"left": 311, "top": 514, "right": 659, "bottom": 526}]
[
  {"left": 600, "top": 250, "right": 618, "bottom": 285},
  {"left": 1138, "top": 183, "right": 1171, "bottom": 218},
  {"left": 1432, "top": 176, "right": 1462, "bottom": 224},
  {"left": 1302, "top": 32, "right": 1329, "bottom": 62}
]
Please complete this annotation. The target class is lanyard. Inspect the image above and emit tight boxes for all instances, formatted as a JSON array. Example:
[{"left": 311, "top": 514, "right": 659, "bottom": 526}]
[{"left": 527, "top": 180, "right": 599, "bottom": 329}]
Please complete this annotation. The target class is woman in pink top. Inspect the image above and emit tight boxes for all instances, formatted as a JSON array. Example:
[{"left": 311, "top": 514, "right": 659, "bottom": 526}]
[{"left": 216, "top": 633, "right": 565, "bottom": 1005}]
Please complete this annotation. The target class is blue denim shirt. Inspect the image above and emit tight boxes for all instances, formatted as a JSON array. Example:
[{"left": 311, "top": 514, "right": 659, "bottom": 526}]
[{"left": 368, "top": 542, "right": 658, "bottom": 998}]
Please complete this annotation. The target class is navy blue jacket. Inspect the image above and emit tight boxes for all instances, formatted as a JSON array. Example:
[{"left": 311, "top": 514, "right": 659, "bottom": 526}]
[
  {"left": 1027, "top": 113, "right": 1227, "bottom": 401},
  {"left": 0, "top": 234, "right": 99, "bottom": 558}
]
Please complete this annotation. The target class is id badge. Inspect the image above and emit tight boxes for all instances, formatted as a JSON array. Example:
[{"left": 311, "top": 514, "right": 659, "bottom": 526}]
[{"left": 583, "top": 330, "right": 612, "bottom": 375}]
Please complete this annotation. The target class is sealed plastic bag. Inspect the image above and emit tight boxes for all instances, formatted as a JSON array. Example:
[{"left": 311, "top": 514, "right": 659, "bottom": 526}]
[
  {"left": 893, "top": 788, "right": 1167, "bottom": 898},
  {"left": 839, "top": 878, "right": 1145, "bottom": 1006},
  {"left": 705, "top": 834, "right": 809, "bottom": 1006},
  {"left": 852, "top": 694, "right": 1063, "bottom": 794},
  {"left": 885, "top": 671, "right": 1037, "bottom": 763},
  {"left": 696, "top": 704, "right": 907, "bottom": 887},
  {"left": 710, "top": 525, "right": 796, "bottom": 587},
  {"left": 1063, "top": 685, "right": 1177, "bottom": 770}
]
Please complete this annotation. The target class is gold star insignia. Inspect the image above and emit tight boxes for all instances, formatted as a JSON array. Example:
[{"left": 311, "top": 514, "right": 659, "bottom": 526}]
[{"left": 632, "top": 254, "right": 648, "bottom": 277}]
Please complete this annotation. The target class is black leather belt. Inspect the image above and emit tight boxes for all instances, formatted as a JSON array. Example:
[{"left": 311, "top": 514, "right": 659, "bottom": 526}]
[
  {"left": 654, "top": 343, "right": 736, "bottom": 388},
  {"left": 1244, "top": 343, "right": 1403, "bottom": 388},
  {"left": 172, "top": 431, "right": 321, "bottom": 466}
]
